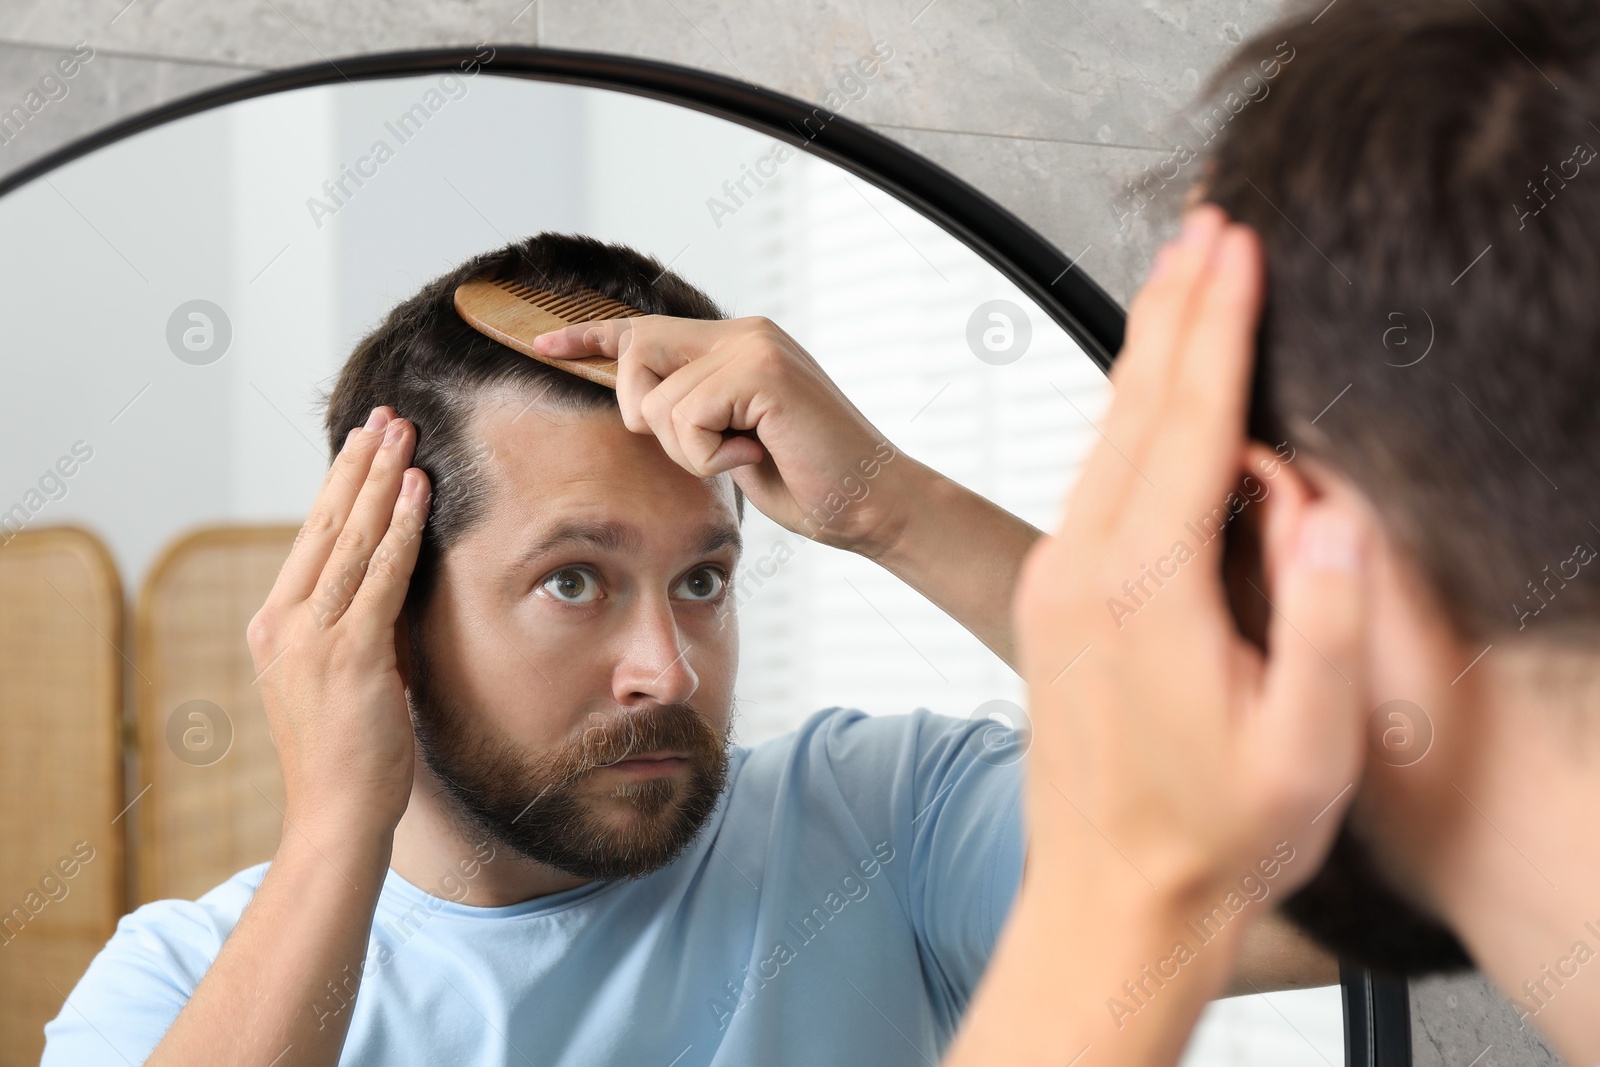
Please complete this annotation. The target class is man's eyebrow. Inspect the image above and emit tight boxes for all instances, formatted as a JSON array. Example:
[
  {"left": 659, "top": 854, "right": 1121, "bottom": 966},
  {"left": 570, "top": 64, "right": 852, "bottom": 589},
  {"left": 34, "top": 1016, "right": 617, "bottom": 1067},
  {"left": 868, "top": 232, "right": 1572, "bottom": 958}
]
[{"left": 505, "top": 518, "right": 743, "bottom": 575}]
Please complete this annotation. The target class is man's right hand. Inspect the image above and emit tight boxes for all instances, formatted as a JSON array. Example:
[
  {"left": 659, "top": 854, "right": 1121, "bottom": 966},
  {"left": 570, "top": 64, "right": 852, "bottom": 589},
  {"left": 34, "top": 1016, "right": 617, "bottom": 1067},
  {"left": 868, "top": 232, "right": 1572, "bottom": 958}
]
[{"left": 246, "top": 404, "right": 432, "bottom": 840}]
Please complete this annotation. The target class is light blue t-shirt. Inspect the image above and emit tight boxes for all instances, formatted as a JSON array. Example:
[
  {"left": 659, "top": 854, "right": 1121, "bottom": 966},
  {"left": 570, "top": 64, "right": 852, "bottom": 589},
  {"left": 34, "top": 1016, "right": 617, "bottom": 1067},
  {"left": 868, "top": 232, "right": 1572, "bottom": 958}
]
[{"left": 42, "top": 706, "right": 1026, "bottom": 1065}]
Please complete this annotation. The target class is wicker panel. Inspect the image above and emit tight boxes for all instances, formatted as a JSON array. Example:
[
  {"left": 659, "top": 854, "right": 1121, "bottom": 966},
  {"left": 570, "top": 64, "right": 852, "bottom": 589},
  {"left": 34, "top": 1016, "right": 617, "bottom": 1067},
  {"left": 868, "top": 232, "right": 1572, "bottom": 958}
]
[
  {"left": 0, "top": 527, "right": 124, "bottom": 1067},
  {"left": 134, "top": 526, "right": 298, "bottom": 906}
]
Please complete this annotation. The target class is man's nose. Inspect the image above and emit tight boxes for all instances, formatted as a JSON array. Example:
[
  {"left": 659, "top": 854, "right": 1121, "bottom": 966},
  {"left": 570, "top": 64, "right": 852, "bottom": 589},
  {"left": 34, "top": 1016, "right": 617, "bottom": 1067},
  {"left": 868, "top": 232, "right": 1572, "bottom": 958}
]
[{"left": 611, "top": 598, "right": 699, "bottom": 707}]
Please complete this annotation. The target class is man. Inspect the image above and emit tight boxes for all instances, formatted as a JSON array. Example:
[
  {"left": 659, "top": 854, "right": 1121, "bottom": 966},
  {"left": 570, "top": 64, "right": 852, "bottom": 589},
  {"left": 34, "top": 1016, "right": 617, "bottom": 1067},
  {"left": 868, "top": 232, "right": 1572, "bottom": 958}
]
[
  {"left": 43, "top": 233, "right": 1331, "bottom": 1065},
  {"left": 944, "top": 1, "right": 1600, "bottom": 1065}
]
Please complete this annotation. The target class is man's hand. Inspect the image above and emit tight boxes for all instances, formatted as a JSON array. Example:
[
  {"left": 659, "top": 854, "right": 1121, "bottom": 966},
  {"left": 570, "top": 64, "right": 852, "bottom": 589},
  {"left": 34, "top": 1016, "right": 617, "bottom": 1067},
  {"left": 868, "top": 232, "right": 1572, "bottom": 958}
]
[
  {"left": 246, "top": 405, "right": 431, "bottom": 840},
  {"left": 534, "top": 313, "right": 1049, "bottom": 669},
  {"left": 148, "top": 405, "right": 432, "bottom": 1067},
  {"left": 532, "top": 315, "right": 906, "bottom": 556},
  {"left": 945, "top": 204, "right": 1371, "bottom": 1067},
  {"left": 1014, "top": 203, "right": 1369, "bottom": 913},
  {"left": 148, "top": 403, "right": 432, "bottom": 1067}
]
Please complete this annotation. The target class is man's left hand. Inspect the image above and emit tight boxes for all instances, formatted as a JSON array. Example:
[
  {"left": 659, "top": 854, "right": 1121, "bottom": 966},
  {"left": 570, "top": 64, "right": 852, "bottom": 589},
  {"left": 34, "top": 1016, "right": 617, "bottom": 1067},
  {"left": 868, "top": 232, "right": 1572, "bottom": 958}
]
[
  {"left": 1014, "top": 203, "right": 1371, "bottom": 911},
  {"left": 533, "top": 315, "right": 906, "bottom": 556}
]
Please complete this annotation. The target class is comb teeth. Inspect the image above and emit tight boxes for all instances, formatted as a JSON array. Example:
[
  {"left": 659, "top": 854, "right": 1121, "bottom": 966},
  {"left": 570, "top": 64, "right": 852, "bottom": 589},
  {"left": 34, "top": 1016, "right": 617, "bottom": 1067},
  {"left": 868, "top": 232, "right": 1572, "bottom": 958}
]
[
  {"left": 490, "top": 277, "right": 641, "bottom": 322},
  {"left": 452, "top": 273, "right": 633, "bottom": 391}
]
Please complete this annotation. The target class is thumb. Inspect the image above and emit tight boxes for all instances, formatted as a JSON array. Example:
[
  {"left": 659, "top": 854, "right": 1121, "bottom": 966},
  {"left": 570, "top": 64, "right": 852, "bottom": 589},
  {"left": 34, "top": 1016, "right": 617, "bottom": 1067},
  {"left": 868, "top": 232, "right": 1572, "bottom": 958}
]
[{"left": 1257, "top": 502, "right": 1370, "bottom": 811}]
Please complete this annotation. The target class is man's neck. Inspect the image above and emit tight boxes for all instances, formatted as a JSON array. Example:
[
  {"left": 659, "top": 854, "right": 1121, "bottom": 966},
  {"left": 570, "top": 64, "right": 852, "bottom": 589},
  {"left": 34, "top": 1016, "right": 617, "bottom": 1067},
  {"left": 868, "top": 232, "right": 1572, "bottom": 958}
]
[
  {"left": 389, "top": 764, "right": 592, "bottom": 907},
  {"left": 1432, "top": 651, "right": 1600, "bottom": 1066}
]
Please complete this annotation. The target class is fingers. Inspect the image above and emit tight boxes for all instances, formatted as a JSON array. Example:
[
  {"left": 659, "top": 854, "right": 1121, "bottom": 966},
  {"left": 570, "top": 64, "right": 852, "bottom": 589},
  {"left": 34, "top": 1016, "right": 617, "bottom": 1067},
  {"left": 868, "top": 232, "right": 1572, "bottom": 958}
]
[
  {"left": 1055, "top": 206, "right": 1231, "bottom": 539},
  {"left": 635, "top": 342, "right": 738, "bottom": 472},
  {"left": 530, "top": 319, "right": 612, "bottom": 359},
  {"left": 1142, "top": 224, "right": 1266, "bottom": 529},
  {"left": 274, "top": 408, "right": 393, "bottom": 604},
  {"left": 533, "top": 314, "right": 745, "bottom": 363},
  {"left": 1256, "top": 500, "right": 1370, "bottom": 819},
  {"left": 308, "top": 415, "right": 418, "bottom": 629},
  {"left": 531, "top": 315, "right": 647, "bottom": 360},
  {"left": 535, "top": 315, "right": 773, "bottom": 475},
  {"left": 532, "top": 316, "right": 679, "bottom": 428},
  {"left": 599, "top": 317, "right": 734, "bottom": 470},
  {"left": 652, "top": 357, "right": 771, "bottom": 475},
  {"left": 1111, "top": 204, "right": 1228, "bottom": 420},
  {"left": 347, "top": 467, "right": 432, "bottom": 632},
  {"left": 535, "top": 316, "right": 675, "bottom": 436},
  {"left": 532, "top": 318, "right": 652, "bottom": 438},
  {"left": 1118, "top": 224, "right": 1266, "bottom": 650}
]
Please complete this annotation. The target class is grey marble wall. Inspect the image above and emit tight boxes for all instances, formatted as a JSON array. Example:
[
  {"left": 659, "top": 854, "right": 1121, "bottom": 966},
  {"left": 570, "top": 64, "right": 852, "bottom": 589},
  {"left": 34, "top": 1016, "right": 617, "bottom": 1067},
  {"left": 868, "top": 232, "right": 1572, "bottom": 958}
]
[{"left": 0, "top": 0, "right": 1559, "bottom": 1062}]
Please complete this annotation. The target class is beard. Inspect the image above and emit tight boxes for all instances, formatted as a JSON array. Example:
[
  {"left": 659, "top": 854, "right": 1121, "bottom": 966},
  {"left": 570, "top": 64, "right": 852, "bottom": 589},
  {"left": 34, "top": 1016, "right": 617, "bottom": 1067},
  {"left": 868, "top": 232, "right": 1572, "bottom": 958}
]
[
  {"left": 1281, "top": 816, "right": 1476, "bottom": 979},
  {"left": 404, "top": 632, "right": 733, "bottom": 882}
]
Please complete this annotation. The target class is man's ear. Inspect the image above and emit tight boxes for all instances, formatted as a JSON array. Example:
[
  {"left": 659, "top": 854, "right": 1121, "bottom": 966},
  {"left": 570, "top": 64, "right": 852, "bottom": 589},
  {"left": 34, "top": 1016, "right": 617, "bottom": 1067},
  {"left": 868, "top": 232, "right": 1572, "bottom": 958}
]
[
  {"left": 1222, "top": 441, "right": 1319, "bottom": 650},
  {"left": 1247, "top": 440, "right": 1317, "bottom": 595}
]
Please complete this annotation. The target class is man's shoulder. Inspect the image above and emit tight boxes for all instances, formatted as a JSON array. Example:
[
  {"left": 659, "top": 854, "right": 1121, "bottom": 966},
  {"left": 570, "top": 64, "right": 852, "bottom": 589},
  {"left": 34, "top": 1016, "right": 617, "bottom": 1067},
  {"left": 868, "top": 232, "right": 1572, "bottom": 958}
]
[
  {"left": 743, "top": 705, "right": 970, "bottom": 751},
  {"left": 740, "top": 705, "right": 1018, "bottom": 775},
  {"left": 727, "top": 705, "right": 1022, "bottom": 823},
  {"left": 113, "top": 861, "right": 271, "bottom": 952},
  {"left": 41, "top": 863, "right": 275, "bottom": 1064}
]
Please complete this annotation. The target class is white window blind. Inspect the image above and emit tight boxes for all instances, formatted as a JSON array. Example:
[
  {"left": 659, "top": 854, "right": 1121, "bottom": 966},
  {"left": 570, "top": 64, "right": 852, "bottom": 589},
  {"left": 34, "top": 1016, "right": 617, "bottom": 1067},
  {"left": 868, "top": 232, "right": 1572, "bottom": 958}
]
[
  {"left": 723, "top": 150, "right": 1110, "bottom": 746},
  {"left": 722, "top": 154, "right": 1344, "bottom": 1067}
]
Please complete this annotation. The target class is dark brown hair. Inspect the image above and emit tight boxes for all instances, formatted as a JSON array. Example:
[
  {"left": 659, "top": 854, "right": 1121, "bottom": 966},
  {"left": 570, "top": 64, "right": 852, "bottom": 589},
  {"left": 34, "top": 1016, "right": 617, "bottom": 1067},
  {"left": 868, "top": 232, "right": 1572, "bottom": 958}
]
[
  {"left": 1198, "top": 0, "right": 1600, "bottom": 643},
  {"left": 315, "top": 232, "right": 744, "bottom": 626}
]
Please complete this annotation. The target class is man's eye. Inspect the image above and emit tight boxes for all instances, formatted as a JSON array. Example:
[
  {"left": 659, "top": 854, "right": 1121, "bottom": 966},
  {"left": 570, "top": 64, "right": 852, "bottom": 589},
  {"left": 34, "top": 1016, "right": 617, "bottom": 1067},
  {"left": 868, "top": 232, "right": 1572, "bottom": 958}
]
[
  {"left": 542, "top": 567, "right": 601, "bottom": 604},
  {"left": 677, "top": 566, "right": 728, "bottom": 602}
]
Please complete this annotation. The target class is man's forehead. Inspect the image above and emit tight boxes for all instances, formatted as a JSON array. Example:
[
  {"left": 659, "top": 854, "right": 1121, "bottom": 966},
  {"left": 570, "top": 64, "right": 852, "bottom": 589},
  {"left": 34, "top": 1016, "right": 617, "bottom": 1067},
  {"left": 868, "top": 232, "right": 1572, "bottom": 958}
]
[
  {"left": 465, "top": 394, "right": 740, "bottom": 544},
  {"left": 472, "top": 395, "right": 660, "bottom": 480}
]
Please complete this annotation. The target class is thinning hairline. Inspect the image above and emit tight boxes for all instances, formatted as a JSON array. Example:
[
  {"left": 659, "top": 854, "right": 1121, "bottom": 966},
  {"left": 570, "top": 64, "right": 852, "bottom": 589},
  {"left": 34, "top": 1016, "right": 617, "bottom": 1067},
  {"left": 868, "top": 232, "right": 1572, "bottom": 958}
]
[{"left": 455, "top": 383, "right": 747, "bottom": 574}]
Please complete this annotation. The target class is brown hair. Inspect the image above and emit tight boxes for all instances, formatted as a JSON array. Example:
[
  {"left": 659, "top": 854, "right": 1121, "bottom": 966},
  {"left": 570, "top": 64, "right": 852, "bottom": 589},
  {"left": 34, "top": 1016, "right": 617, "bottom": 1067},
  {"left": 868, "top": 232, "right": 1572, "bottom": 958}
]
[
  {"left": 314, "top": 232, "right": 744, "bottom": 625},
  {"left": 1196, "top": 0, "right": 1600, "bottom": 643}
]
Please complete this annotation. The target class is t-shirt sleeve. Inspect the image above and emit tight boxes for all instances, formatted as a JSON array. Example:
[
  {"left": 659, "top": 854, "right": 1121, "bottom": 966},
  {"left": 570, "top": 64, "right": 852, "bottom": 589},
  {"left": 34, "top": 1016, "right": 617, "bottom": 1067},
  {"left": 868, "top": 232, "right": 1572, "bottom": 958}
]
[
  {"left": 805, "top": 706, "right": 1026, "bottom": 1015},
  {"left": 41, "top": 875, "right": 256, "bottom": 1065}
]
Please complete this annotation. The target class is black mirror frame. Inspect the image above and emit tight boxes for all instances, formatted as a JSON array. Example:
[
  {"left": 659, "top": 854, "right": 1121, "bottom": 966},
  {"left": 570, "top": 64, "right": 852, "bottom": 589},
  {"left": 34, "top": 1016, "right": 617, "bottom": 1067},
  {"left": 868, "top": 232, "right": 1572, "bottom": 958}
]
[{"left": 0, "top": 43, "right": 1407, "bottom": 1067}]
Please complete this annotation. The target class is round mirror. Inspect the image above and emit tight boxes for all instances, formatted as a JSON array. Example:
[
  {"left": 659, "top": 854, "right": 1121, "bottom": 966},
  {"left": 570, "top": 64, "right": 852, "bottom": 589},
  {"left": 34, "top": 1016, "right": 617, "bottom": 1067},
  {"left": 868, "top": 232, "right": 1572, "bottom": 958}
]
[{"left": 0, "top": 47, "right": 1392, "bottom": 1067}]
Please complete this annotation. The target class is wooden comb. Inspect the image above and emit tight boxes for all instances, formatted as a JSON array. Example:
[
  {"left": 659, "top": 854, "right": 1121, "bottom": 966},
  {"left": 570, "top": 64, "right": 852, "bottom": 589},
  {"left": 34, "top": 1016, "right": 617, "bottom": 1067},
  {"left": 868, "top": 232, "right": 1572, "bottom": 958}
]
[{"left": 453, "top": 275, "right": 646, "bottom": 390}]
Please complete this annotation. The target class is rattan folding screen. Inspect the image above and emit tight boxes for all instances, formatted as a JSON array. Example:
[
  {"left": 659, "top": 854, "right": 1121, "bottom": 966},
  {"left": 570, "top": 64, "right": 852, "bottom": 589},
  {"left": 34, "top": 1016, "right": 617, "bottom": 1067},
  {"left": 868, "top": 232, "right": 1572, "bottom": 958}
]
[
  {"left": 132, "top": 526, "right": 297, "bottom": 905},
  {"left": 0, "top": 527, "right": 124, "bottom": 1067}
]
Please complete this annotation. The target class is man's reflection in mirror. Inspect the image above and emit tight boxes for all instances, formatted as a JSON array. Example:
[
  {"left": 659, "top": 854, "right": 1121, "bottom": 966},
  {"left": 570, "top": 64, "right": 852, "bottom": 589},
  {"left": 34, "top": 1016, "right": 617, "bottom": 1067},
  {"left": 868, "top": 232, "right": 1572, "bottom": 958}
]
[{"left": 42, "top": 233, "right": 1333, "bottom": 1065}]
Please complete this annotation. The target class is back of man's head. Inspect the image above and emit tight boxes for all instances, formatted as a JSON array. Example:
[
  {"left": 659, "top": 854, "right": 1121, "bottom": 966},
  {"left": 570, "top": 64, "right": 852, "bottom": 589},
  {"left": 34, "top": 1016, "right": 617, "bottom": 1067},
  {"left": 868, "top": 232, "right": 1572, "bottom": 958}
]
[
  {"left": 1200, "top": 0, "right": 1600, "bottom": 646},
  {"left": 315, "top": 232, "right": 743, "bottom": 624}
]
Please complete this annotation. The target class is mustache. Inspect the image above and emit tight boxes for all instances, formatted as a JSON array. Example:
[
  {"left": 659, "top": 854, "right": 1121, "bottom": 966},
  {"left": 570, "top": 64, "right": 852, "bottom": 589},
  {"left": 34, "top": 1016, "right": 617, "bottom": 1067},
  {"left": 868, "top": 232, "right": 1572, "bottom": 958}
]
[{"left": 559, "top": 703, "right": 722, "bottom": 779}]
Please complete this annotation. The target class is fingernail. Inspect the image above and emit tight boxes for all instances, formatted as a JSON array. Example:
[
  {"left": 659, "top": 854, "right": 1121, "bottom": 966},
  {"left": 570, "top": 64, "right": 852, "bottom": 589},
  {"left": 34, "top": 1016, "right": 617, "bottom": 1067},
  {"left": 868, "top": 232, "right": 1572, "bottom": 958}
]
[
  {"left": 584, "top": 327, "right": 605, "bottom": 347},
  {"left": 365, "top": 407, "right": 386, "bottom": 431},
  {"left": 1300, "top": 510, "right": 1361, "bottom": 572},
  {"left": 384, "top": 418, "right": 404, "bottom": 446},
  {"left": 401, "top": 469, "right": 418, "bottom": 497}
]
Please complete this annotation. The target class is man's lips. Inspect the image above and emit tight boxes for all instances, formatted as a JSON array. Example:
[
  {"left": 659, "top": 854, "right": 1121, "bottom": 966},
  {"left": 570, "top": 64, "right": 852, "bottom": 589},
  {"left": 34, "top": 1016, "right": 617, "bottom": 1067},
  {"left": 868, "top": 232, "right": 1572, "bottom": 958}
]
[{"left": 596, "top": 751, "right": 691, "bottom": 777}]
